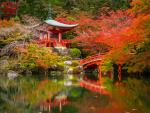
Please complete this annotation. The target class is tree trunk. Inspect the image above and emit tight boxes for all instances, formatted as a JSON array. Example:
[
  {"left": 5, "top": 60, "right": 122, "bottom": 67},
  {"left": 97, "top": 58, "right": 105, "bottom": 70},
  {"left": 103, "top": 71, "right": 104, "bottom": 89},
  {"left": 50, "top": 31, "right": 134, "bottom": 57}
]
[
  {"left": 98, "top": 64, "right": 102, "bottom": 84},
  {"left": 118, "top": 64, "right": 122, "bottom": 81}
]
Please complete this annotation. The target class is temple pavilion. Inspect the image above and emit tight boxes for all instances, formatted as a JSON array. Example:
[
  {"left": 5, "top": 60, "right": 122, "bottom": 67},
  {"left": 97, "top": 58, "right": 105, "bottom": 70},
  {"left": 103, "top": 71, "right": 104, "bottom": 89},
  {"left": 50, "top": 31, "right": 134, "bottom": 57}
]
[{"left": 34, "top": 18, "right": 78, "bottom": 48}]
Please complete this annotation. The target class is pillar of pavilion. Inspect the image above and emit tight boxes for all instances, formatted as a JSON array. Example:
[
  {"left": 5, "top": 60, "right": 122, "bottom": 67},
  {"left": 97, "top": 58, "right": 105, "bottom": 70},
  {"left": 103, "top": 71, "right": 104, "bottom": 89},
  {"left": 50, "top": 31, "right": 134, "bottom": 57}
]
[{"left": 36, "top": 19, "right": 78, "bottom": 48}]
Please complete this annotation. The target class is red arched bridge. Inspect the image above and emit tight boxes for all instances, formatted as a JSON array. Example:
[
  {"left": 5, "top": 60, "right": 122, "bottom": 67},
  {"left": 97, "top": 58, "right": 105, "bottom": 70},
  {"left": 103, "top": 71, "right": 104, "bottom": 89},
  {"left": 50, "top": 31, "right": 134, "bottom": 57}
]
[
  {"left": 79, "top": 54, "right": 108, "bottom": 95},
  {"left": 79, "top": 53, "right": 122, "bottom": 95},
  {"left": 80, "top": 54, "right": 105, "bottom": 68}
]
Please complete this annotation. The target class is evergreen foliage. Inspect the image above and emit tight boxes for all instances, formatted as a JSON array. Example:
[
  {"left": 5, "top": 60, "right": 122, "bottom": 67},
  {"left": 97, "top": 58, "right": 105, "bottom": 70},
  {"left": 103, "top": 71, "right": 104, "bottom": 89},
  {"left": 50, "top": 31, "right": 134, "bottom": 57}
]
[{"left": 70, "top": 48, "right": 81, "bottom": 58}]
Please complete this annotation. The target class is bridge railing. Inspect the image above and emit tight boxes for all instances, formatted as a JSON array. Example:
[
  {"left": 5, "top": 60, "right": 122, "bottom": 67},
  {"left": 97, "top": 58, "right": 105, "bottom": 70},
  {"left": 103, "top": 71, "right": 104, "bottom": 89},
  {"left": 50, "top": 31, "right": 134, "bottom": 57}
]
[{"left": 80, "top": 53, "right": 105, "bottom": 65}]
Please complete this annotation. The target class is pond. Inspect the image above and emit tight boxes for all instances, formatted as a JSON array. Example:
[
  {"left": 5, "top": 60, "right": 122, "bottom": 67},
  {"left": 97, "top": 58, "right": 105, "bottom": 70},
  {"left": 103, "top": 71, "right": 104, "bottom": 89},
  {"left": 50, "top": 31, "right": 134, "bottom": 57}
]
[
  {"left": 38, "top": 73, "right": 111, "bottom": 113},
  {"left": 0, "top": 73, "right": 142, "bottom": 113}
]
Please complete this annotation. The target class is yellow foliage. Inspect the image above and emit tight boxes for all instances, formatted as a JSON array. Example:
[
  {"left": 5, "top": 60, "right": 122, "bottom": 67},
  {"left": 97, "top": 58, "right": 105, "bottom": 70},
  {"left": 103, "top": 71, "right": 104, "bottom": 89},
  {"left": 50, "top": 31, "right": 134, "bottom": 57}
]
[
  {"left": 16, "top": 44, "right": 62, "bottom": 70},
  {"left": 130, "top": 0, "right": 150, "bottom": 14}
]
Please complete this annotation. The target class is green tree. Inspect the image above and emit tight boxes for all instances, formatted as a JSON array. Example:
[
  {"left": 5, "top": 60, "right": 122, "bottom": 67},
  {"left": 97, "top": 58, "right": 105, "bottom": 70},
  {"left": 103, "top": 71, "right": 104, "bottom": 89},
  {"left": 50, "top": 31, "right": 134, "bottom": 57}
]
[{"left": 110, "top": 0, "right": 131, "bottom": 10}]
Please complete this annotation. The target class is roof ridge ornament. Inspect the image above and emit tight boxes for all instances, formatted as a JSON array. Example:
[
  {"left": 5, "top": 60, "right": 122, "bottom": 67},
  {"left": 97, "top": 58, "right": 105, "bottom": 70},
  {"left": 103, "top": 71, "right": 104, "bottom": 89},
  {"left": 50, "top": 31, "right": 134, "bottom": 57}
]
[
  {"left": 47, "top": 4, "right": 53, "bottom": 20},
  {"left": 45, "top": 4, "right": 78, "bottom": 28}
]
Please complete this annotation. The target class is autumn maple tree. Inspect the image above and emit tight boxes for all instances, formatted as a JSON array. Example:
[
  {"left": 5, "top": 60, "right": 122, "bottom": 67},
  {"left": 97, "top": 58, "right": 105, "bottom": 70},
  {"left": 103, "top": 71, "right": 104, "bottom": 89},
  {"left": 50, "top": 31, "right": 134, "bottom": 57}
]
[
  {"left": 73, "top": 5, "right": 149, "bottom": 72},
  {"left": 124, "top": 0, "right": 150, "bottom": 72},
  {"left": 73, "top": 10, "right": 136, "bottom": 59}
]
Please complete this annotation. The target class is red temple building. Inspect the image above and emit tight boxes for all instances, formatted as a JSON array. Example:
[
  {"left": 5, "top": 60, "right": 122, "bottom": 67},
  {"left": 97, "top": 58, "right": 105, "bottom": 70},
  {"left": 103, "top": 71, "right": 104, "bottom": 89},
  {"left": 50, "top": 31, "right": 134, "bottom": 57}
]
[{"left": 34, "top": 19, "right": 78, "bottom": 48}]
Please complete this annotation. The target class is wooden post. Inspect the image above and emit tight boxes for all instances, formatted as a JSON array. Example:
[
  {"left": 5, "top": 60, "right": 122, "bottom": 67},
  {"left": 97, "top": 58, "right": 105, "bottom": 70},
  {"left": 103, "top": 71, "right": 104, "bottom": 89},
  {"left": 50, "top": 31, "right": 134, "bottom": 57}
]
[
  {"left": 59, "top": 101, "right": 62, "bottom": 112},
  {"left": 109, "top": 70, "right": 113, "bottom": 80},
  {"left": 98, "top": 63, "right": 102, "bottom": 85},
  {"left": 48, "top": 104, "right": 51, "bottom": 113},
  {"left": 39, "top": 32, "right": 41, "bottom": 40},
  {"left": 48, "top": 32, "right": 51, "bottom": 41},
  {"left": 42, "top": 32, "right": 44, "bottom": 41},
  {"left": 118, "top": 64, "right": 122, "bottom": 81},
  {"left": 37, "top": 31, "right": 39, "bottom": 40},
  {"left": 68, "top": 43, "right": 70, "bottom": 48},
  {"left": 41, "top": 32, "right": 43, "bottom": 40},
  {"left": 58, "top": 32, "right": 62, "bottom": 43},
  {"left": 44, "top": 33, "right": 46, "bottom": 41}
]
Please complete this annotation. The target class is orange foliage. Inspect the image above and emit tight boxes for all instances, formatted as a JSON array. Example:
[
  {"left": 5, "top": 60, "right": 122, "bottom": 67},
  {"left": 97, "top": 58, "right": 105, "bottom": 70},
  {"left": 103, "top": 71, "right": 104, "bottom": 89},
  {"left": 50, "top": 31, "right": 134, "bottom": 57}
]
[
  {"left": 0, "top": 19, "right": 15, "bottom": 27},
  {"left": 74, "top": 10, "right": 139, "bottom": 62},
  {"left": 36, "top": 60, "right": 49, "bottom": 70},
  {"left": 74, "top": 10, "right": 147, "bottom": 65},
  {"left": 129, "top": 14, "right": 150, "bottom": 38},
  {"left": 38, "top": 80, "right": 49, "bottom": 88}
]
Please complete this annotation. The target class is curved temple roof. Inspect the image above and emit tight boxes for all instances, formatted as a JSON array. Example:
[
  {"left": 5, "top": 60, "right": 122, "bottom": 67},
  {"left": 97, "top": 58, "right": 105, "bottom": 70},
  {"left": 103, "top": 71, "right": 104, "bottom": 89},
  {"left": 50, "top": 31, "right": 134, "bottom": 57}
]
[{"left": 44, "top": 19, "right": 78, "bottom": 28}]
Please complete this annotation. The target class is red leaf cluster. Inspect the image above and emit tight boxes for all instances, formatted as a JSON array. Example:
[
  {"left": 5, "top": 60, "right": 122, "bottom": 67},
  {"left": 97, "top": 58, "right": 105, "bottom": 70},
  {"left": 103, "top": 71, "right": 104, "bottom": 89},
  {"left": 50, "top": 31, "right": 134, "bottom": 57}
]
[
  {"left": 73, "top": 10, "right": 144, "bottom": 64},
  {"left": 55, "top": 17, "right": 77, "bottom": 24}
]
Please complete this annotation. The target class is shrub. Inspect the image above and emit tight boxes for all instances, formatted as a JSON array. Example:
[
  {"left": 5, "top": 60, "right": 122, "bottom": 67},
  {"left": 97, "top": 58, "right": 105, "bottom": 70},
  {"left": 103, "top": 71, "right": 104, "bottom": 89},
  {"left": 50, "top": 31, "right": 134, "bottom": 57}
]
[
  {"left": 15, "top": 44, "right": 63, "bottom": 72},
  {"left": 70, "top": 48, "right": 81, "bottom": 58},
  {"left": 13, "top": 16, "right": 20, "bottom": 21},
  {"left": 71, "top": 60, "right": 79, "bottom": 67}
]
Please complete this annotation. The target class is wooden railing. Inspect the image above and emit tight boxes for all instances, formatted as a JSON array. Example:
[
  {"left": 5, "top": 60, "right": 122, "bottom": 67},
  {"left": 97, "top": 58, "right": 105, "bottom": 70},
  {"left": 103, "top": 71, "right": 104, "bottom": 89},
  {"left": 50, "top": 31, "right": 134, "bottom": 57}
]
[
  {"left": 80, "top": 53, "right": 105, "bottom": 65},
  {"left": 38, "top": 38, "right": 72, "bottom": 47}
]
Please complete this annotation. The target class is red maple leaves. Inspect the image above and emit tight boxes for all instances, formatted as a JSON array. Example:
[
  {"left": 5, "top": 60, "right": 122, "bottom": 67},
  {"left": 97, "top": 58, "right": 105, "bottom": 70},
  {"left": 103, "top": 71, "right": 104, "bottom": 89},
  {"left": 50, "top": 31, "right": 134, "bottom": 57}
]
[{"left": 73, "top": 10, "right": 143, "bottom": 64}]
